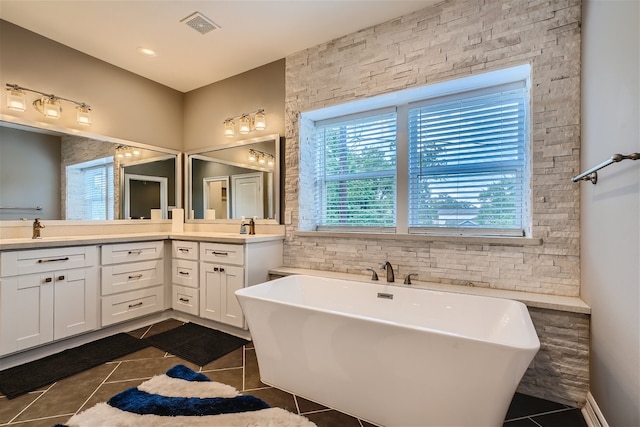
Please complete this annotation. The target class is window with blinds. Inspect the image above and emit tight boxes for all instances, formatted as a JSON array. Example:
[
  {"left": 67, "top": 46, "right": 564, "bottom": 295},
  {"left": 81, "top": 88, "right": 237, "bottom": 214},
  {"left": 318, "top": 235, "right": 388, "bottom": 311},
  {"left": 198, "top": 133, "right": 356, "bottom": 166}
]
[
  {"left": 408, "top": 84, "right": 528, "bottom": 235},
  {"left": 82, "top": 163, "right": 114, "bottom": 220},
  {"left": 315, "top": 110, "right": 397, "bottom": 229},
  {"left": 66, "top": 158, "right": 114, "bottom": 220}
]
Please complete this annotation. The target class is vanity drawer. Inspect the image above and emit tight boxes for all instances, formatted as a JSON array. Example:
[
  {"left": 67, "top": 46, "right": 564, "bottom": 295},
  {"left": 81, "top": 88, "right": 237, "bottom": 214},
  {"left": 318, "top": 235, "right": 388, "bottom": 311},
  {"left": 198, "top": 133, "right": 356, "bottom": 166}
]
[
  {"left": 101, "top": 241, "right": 163, "bottom": 265},
  {"left": 172, "top": 241, "right": 198, "bottom": 261},
  {"left": 101, "top": 260, "right": 164, "bottom": 295},
  {"left": 101, "top": 286, "right": 164, "bottom": 326},
  {"left": 172, "top": 259, "right": 198, "bottom": 288},
  {"left": 171, "top": 284, "right": 199, "bottom": 315},
  {"left": 0, "top": 246, "right": 97, "bottom": 277},
  {"left": 200, "top": 243, "right": 244, "bottom": 266}
]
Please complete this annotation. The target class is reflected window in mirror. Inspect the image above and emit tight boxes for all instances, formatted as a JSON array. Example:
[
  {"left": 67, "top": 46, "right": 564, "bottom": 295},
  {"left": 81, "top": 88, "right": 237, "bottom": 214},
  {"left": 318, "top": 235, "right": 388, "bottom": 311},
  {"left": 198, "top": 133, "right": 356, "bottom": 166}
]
[
  {"left": 186, "top": 134, "right": 280, "bottom": 223},
  {"left": 1, "top": 119, "right": 181, "bottom": 222},
  {"left": 66, "top": 157, "right": 114, "bottom": 220}
]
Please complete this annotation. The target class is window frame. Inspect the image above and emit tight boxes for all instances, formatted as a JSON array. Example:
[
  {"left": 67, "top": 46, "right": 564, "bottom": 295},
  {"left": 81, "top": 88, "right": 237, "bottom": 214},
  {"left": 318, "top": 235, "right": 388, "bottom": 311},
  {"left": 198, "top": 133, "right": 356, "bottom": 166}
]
[{"left": 301, "top": 65, "right": 531, "bottom": 238}]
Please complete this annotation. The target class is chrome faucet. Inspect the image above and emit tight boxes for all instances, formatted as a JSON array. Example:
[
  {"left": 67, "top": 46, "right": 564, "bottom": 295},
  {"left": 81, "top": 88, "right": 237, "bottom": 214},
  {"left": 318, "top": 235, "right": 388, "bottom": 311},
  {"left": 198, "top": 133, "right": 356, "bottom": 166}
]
[
  {"left": 381, "top": 261, "right": 395, "bottom": 283},
  {"left": 32, "top": 218, "right": 45, "bottom": 239}
]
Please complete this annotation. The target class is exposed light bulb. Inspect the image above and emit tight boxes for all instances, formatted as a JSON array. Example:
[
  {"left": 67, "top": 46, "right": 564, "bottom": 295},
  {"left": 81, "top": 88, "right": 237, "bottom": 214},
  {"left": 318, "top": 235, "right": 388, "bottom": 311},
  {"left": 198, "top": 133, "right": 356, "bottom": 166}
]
[
  {"left": 224, "top": 119, "right": 235, "bottom": 138},
  {"left": 254, "top": 110, "right": 266, "bottom": 130},
  {"left": 7, "top": 88, "right": 26, "bottom": 111},
  {"left": 239, "top": 115, "right": 251, "bottom": 134},
  {"left": 76, "top": 105, "right": 91, "bottom": 126}
]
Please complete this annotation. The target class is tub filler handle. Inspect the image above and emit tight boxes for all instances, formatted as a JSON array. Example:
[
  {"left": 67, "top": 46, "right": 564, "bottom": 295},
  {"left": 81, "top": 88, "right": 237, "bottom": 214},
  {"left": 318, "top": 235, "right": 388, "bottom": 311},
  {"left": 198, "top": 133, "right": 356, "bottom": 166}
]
[{"left": 366, "top": 268, "right": 379, "bottom": 281}]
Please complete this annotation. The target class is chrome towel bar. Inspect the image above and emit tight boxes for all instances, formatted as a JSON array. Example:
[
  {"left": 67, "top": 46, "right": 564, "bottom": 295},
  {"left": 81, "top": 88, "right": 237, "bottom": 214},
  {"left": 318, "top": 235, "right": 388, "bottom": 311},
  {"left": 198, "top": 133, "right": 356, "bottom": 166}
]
[
  {"left": 0, "top": 206, "right": 42, "bottom": 210},
  {"left": 572, "top": 153, "right": 640, "bottom": 184}
]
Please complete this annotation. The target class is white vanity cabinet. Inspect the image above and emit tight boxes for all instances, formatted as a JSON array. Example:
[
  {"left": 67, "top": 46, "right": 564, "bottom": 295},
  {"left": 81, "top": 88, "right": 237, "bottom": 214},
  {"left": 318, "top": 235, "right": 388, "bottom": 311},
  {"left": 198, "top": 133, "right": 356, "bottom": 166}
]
[
  {"left": 199, "top": 239, "right": 282, "bottom": 329},
  {"left": 100, "top": 240, "right": 165, "bottom": 326},
  {"left": 0, "top": 246, "right": 98, "bottom": 356},
  {"left": 171, "top": 240, "right": 199, "bottom": 315}
]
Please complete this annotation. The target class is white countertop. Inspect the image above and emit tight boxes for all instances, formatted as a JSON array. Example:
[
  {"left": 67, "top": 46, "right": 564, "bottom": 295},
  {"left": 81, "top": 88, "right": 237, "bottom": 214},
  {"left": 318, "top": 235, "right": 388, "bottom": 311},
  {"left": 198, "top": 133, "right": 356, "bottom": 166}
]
[
  {"left": 269, "top": 266, "right": 591, "bottom": 314},
  {"left": 0, "top": 232, "right": 284, "bottom": 251}
]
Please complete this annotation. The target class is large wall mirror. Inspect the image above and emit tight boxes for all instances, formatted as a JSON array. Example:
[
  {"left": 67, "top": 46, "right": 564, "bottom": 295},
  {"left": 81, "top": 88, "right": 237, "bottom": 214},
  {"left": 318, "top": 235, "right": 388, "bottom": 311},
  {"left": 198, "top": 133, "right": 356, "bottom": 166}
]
[
  {"left": 186, "top": 134, "right": 280, "bottom": 223},
  {"left": 0, "top": 119, "right": 181, "bottom": 221}
]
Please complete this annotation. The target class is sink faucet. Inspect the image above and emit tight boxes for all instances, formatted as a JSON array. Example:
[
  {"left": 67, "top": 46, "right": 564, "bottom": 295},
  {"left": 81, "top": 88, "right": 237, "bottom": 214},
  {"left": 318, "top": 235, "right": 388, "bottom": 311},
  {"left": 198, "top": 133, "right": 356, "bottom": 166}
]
[
  {"left": 32, "top": 218, "right": 45, "bottom": 239},
  {"left": 249, "top": 217, "right": 256, "bottom": 235},
  {"left": 381, "top": 261, "right": 395, "bottom": 283}
]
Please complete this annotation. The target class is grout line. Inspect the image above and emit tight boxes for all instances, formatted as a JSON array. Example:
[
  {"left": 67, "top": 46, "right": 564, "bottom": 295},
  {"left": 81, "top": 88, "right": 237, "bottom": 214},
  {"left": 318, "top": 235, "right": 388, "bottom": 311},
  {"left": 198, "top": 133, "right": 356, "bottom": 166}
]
[
  {"left": 293, "top": 394, "right": 301, "bottom": 414},
  {"left": 6, "top": 383, "right": 55, "bottom": 424},
  {"left": 137, "top": 324, "right": 155, "bottom": 339},
  {"left": 3, "top": 412, "right": 75, "bottom": 425},
  {"left": 242, "top": 345, "right": 246, "bottom": 392},
  {"left": 299, "top": 408, "right": 333, "bottom": 416},
  {"left": 505, "top": 406, "right": 578, "bottom": 422},
  {"left": 74, "top": 362, "right": 122, "bottom": 415},
  {"left": 530, "top": 417, "right": 545, "bottom": 427}
]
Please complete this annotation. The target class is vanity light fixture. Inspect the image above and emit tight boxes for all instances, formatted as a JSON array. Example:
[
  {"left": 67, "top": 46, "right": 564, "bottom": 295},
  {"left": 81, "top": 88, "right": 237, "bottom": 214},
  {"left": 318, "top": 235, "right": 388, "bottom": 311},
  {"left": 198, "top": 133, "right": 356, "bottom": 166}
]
[
  {"left": 116, "top": 145, "right": 142, "bottom": 159},
  {"left": 248, "top": 148, "right": 275, "bottom": 168},
  {"left": 5, "top": 83, "right": 92, "bottom": 126},
  {"left": 223, "top": 109, "right": 266, "bottom": 138}
]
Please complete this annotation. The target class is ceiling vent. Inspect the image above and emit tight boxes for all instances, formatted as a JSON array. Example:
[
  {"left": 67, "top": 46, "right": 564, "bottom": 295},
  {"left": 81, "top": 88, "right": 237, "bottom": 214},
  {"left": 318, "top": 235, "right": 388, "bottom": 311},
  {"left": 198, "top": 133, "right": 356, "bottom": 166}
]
[{"left": 181, "top": 12, "right": 220, "bottom": 35}]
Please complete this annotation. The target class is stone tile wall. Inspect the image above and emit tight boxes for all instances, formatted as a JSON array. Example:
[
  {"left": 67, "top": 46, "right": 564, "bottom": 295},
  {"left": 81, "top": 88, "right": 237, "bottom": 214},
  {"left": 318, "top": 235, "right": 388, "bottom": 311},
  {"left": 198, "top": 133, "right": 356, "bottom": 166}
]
[
  {"left": 283, "top": 0, "right": 586, "bottom": 405},
  {"left": 519, "top": 307, "right": 589, "bottom": 406},
  {"left": 284, "top": 0, "right": 582, "bottom": 297}
]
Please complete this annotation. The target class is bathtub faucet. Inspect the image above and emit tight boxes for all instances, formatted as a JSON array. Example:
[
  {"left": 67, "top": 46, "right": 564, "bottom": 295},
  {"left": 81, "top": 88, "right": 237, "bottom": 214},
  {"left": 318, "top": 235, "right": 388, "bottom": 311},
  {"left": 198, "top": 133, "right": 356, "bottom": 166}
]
[{"left": 381, "top": 261, "right": 395, "bottom": 283}]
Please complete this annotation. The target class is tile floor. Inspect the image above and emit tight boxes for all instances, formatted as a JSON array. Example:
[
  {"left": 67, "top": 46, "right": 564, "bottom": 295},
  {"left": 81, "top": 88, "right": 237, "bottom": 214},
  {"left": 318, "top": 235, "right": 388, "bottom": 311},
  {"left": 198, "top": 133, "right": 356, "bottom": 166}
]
[{"left": 0, "top": 319, "right": 588, "bottom": 427}]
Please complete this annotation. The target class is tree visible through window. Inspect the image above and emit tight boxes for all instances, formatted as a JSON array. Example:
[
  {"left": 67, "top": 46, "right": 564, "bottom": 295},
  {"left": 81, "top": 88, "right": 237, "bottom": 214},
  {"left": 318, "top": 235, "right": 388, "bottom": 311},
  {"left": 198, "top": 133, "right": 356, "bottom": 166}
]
[
  {"left": 315, "top": 110, "right": 397, "bottom": 228},
  {"left": 305, "top": 65, "right": 530, "bottom": 237}
]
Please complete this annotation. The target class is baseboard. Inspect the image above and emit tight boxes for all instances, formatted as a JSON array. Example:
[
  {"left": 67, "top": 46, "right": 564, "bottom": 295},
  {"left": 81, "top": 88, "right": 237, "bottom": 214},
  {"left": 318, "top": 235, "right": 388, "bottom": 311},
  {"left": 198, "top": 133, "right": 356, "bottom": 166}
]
[{"left": 582, "top": 392, "right": 610, "bottom": 427}]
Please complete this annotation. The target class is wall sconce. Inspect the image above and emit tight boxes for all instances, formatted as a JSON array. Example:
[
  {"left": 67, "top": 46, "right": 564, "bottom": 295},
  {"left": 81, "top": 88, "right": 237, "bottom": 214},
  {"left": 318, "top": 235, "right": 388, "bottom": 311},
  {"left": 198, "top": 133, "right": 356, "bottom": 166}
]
[
  {"left": 248, "top": 148, "right": 275, "bottom": 168},
  {"left": 223, "top": 109, "right": 266, "bottom": 138},
  {"left": 115, "top": 145, "right": 141, "bottom": 159},
  {"left": 5, "top": 83, "right": 92, "bottom": 126}
]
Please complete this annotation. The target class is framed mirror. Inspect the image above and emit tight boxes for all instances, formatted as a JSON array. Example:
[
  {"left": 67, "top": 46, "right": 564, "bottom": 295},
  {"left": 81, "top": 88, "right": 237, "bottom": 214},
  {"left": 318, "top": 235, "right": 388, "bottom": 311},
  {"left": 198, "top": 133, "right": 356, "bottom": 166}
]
[
  {"left": 186, "top": 134, "right": 280, "bottom": 223},
  {"left": 0, "top": 118, "right": 181, "bottom": 221}
]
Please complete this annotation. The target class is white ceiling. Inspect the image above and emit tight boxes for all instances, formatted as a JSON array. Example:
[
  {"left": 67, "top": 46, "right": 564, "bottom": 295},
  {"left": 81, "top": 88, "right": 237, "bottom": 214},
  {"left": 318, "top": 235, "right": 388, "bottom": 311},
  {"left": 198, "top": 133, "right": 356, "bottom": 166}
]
[{"left": 0, "top": 0, "right": 440, "bottom": 93}]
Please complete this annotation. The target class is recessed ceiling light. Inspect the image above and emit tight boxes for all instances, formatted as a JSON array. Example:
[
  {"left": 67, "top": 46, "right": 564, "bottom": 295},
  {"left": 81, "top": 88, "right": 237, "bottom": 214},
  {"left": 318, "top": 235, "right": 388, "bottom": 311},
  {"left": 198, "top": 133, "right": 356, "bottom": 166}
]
[{"left": 137, "top": 47, "right": 157, "bottom": 57}]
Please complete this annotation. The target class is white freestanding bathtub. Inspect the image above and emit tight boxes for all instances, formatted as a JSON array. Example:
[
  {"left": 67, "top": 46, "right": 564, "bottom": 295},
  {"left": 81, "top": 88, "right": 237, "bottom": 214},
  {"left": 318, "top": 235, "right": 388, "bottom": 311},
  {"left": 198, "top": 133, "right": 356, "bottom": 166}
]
[{"left": 235, "top": 275, "right": 540, "bottom": 427}]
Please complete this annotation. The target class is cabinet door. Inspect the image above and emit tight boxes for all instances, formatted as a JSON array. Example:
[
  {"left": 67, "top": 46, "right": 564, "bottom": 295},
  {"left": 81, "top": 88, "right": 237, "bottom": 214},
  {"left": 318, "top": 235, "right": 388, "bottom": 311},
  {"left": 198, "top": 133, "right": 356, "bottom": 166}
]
[
  {"left": 0, "top": 273, "right": 54, "bottom": 355},
  {"left": 200, "top": 264, "right": 244, "bottom": 327},
  {"left": 221, "top": 265, "right": 244, "bottom": 328},
  {"left": 200, "top": 263, "right": 222, "bottom": 322},
  {"left": 53, "top": 267, "right": 98, "bottom": 340}
]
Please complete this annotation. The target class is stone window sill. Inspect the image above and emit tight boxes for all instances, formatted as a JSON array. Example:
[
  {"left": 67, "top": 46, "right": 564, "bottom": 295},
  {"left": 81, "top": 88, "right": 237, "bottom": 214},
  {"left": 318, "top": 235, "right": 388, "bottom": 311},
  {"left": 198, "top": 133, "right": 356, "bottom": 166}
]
[{"left": 294, "top": 230, "right": 542, "bottom": 247}]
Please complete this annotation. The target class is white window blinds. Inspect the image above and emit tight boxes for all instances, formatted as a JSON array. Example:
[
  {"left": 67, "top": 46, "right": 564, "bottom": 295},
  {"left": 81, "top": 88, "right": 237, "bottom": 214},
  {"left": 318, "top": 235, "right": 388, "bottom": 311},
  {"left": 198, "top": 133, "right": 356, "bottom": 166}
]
[
  {"left": 82, "top": 163, "right": 114, "bottom": 220},
  {"left": 315, "top": 110, "right": 397, "bottom": 229},
  {"left": 408, "top": 85, "right": 528, "bottom": 235}
]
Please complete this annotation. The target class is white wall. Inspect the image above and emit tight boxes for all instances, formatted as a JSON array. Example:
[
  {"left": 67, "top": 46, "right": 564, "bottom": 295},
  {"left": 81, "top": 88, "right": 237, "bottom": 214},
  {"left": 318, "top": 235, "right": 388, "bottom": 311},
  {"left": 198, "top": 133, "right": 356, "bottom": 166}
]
[{"left": 581, "top": 1, "right": 640, "bottom": 425}]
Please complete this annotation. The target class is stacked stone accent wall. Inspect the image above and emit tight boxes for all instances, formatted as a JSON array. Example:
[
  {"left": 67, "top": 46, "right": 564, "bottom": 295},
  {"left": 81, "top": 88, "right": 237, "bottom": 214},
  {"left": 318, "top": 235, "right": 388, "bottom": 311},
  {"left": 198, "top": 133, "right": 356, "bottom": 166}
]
[
  {"left": 284, "top": 0, "right": 586, "bottom": 405},
  {"left": 520, "top": 308, "right": 590, "bottom": 406},
  {"left": 285, "top": 0, "right": 581, "bottom": 296}
]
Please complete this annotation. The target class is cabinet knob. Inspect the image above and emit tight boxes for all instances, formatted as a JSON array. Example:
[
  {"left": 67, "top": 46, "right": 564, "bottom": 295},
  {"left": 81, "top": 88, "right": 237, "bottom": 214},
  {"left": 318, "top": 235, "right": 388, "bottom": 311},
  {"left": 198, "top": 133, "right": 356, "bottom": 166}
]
[
  {"left": 214, "top": 267, "right": 219, "bottom": 272},
  {"left": 44, "top": 277, "right": 53, "bottom": 283},
  {"left": 220, "top": 267, "right": 225, "bottom": 272},
  {"left": 57, "top": 275, "right": 65, "bottom": 281},
  {"left": 179, "top": 297, "right": 190, "bottom": 302}
]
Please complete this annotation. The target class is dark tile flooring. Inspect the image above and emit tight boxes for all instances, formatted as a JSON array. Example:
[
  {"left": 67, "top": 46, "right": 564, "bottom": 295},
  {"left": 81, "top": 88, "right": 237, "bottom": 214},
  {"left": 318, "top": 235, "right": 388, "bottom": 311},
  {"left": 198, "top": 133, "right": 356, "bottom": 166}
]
[{"left": 0, "top": 319, "right": 588, "bottom": 427}]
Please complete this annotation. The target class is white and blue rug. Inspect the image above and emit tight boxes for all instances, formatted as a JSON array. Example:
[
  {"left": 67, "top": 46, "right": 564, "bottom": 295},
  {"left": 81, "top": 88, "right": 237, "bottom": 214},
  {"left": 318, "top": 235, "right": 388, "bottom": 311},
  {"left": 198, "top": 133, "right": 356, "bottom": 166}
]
[{"left": 59, "top": 365, "right": 316, "bottom": 426}]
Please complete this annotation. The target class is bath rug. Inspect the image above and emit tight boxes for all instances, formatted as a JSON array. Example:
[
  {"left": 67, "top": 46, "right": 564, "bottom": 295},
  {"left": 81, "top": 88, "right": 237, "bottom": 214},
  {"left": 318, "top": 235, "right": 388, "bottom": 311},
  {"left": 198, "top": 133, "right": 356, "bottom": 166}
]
[
  {"left": 0, "top": 333, "right": 150, "bottom": 399},
  {"left": 143, "top": 322, "right": 249, "bottom": 366},
  {"left": 58, "top": 364, "right": 316, "bottom": 427}
]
